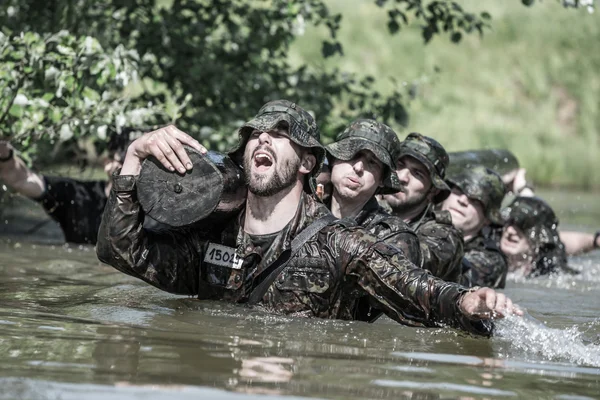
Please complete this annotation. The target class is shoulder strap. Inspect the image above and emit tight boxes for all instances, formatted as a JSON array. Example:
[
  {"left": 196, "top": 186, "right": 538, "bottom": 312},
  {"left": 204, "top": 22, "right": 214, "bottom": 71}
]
[
  {"left": 247, "top": 213, "right": 337, "bottom": 305},
  {"left": 433, "top": 209, "right": 453, "bottom": 225}
]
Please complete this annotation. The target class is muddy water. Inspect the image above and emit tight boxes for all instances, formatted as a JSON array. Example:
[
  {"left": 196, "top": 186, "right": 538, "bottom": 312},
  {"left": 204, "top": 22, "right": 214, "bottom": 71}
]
[{"left": 1, "top": 191, "right": 599, "bottom": 399}]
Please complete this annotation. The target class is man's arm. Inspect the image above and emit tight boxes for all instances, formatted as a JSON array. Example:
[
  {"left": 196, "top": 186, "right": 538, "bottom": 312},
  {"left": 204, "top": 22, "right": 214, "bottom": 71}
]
[
  {"left": 418, "top": 221, "right": 464, "bottom": 283},
  {"left": 97, "top": 174, "right": 205, "bottom": 295},
  {"left": 380, "top": 230, "right": 423, "bottom": 268},
  {"left": 335, "top": 228, "right": 520, "bottom": 336},
  {"left": 0, "top": 141, "right": 45, "bottom": 199},
  {"left": 559, "top": 231, "right": 600, "bottom": 255},
  {"left": 97, "top": 125, "right": 209, "bottom": 294}
]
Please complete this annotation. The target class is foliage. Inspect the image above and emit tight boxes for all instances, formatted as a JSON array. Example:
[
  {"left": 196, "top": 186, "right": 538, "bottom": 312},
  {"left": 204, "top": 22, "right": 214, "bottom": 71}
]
[
  {"left": 0, "top": 0, "right": 494, "bottom": 162},
  {"left": 0, "top": 30, "right": 172, "bottom": 164}
]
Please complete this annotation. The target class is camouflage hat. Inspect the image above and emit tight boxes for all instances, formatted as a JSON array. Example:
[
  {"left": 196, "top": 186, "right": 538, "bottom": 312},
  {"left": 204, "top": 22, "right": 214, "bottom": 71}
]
[
  {"left": 502, "top": 196, "right": 560, "bottom": 247},
  {"left": 227, "top": 100, "right": 326, "bottom": 188},
  {"left": 446, "top": 166, "right": 506, "bottom": 225},
  {"left": 325, "top": 119, "right": 402, "bottom": 194},
  {"left": 396, "top": 132, "right": 451, "bottom": 203}
]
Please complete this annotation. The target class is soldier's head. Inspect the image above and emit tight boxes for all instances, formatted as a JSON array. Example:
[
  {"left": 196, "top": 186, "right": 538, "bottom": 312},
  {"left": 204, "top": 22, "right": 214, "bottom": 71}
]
[
  {"left": 442, "top": 166, "right": 505, "bottom": 239},
  {"left": 383, "top": 132, "right": 450, "bottom": 216},
  {"left": 326, "top": 119, "right": 402, "bottom": 208},
  {"left": 500, "top": 196, "right": 560, "bottom": 260},
  {"left": 228, "top": 100, "right": 324, "bottom": 197}
]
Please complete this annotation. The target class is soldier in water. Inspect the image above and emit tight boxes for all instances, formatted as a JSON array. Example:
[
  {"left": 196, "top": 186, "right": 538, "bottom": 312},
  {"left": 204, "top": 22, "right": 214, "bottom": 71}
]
[
  {"left": 380, "top": 133, "right": 464, "bottom": 283},
  {"left": 501, "top": 196, "right": 571, "bottom": 278},
  {"left": 324, "top": 119, "right": 421, "bottom": 321},
  {"left": 96, "top": 99, "right": 521, "bottom": 336},
  {"left": 325, "top": 119, "right": 421, "bottom": 265},
  {"left": 441, "top": 166, "right": 508, "bottom": 288},
  {"left": 0, "top": 133, "right": 129, "bottom": 244}
]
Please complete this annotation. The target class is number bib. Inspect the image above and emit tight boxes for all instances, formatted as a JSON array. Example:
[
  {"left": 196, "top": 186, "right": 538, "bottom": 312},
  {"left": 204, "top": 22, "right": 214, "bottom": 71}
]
[{"left": 204, "top": 243, "right": 244, "bottom": 269}]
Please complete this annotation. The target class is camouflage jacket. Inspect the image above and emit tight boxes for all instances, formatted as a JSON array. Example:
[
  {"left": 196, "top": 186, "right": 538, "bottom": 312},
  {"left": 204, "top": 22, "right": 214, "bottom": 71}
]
[
  {"left": 347, "top": 197, "right": 422, "bottom": 322},
  {"left": 338, "top": 197, "right": 422, "bottom": 266},
  {"left": 460, "top": 226, "right": 508, "bottom": 289},
  {"left": 97, "top": 174, "right": 491, "bottom": 335},
  {"left": 408, "top": 208, "right": 464, "bottom": 283}
]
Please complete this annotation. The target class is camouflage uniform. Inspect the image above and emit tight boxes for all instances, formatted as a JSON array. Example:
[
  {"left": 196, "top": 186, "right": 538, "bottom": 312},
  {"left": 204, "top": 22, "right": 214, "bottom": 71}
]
[
  {"left": 325, "top": 119, "right": 422, "bottom": 266},
  {"left": 382, "top": 133, "right": 464, "bottom": 283},
  {"left": 97, "top": 100, "right": 491, "bottom": 336},
  {"left": 446, "top": 166, "right": 508, "bottom": 289},
  {"left": 502, "top": 196, "right": 568, "bottom": 276},
  {"left": 326, "top": 120, "right": 423, "bottom": 321}
]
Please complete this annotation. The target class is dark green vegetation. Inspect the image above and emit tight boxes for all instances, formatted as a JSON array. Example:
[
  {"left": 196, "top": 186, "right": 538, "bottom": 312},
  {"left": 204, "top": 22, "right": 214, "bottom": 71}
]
[{"left": 1, "top": 0, "right": 598, "bottom": 188}]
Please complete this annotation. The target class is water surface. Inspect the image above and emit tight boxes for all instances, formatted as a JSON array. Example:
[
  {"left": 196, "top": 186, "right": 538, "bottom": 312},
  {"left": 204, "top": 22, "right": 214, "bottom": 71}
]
[{"left": 1, "top": 191, "right": 599, "bottom": 399}]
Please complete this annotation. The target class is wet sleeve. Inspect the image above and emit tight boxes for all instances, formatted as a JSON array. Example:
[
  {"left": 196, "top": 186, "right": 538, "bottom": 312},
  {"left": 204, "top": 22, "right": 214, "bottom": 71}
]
[
  {"left": 96, "top": 174, "right": 205, "bottom": 295},
  {"left": 334, "top": 228, "right": 492, "bottom": 336},
  {"left": 380, "top": 230, "right": 423, "bottom": 268},
  {"left": 417, "top": 222, "right": 464, "bottom": 283},
  {"left": 462, "top": 248, "right": 508, "bottom": 289}
]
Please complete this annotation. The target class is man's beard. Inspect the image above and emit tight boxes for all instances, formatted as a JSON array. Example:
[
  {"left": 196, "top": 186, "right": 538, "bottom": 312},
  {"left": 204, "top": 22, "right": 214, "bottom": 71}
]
[
  {"left": 244, "top": 150, "right": 301, "bottom": 197},
  {"left": 384, "top": 188, "right": 429, "bottom": 215}
]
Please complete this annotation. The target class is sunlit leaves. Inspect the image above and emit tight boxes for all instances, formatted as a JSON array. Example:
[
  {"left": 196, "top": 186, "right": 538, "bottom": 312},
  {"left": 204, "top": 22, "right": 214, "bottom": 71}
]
[{"left": 0, "top": 31, "right": 168, "bottom": 161}]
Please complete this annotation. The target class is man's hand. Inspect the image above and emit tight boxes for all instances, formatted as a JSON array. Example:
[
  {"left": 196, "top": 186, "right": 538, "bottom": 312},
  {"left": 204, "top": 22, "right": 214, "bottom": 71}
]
[
  {"left": 121, "top": 125, "right": 207, "bottom": 176},
  {"left": 459, "top": 287, "right": 523, "bottom": 320}
]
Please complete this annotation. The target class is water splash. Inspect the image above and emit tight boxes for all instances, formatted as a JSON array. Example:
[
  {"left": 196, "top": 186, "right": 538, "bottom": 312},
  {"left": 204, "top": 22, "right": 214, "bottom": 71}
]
[{"left": 495, "top": 313, "right": 600, "bottom": 367}]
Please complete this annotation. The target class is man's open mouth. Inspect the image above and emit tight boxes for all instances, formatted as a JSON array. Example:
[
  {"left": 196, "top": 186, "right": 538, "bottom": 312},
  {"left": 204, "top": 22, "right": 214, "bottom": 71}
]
[{"left": 253, "top": 150, "right": 274, "bottom": 172}]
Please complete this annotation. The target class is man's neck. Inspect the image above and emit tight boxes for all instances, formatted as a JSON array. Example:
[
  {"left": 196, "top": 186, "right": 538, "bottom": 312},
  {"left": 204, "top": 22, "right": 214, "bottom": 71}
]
[
  {"left": 244, "top": 181, "right": 304, "bottom": 235},
  {"left": 330, "top": 192, "right": 366, "bottom": 219},
  {"left": 463, "top": 222, "right": 489, "bottom": 242}
]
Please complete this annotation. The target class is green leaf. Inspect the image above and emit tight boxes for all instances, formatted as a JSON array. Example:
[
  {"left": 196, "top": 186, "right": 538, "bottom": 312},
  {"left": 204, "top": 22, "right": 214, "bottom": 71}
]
[
  {"left": 387, "top": 19, "right": 400, "bottom": 34},
  {"left": 9, "top": 104, "right": 23, "bottom": 118},
  {"left": 56, "top": 45, "right": 76, "bottom": 56}
]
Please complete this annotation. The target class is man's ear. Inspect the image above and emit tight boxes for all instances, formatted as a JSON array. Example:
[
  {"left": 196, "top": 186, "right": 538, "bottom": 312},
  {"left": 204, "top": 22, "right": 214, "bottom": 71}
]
[{"left": 299, "top": 153, "right": 317, "bottom": 175}]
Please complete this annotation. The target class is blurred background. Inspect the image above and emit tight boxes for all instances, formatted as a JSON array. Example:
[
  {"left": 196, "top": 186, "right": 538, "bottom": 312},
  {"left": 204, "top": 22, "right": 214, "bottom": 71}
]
[{"left": 1, "top": 0, "right": 599, "bottom": 189}]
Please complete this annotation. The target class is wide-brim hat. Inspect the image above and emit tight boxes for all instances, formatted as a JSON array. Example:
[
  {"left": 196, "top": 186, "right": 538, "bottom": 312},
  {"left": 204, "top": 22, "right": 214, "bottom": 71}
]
[
  {"left": 326, "top": 137, "right": 402, "bottom": 194},
  {"left": 502, "top": 196, "right": 560, "bottom": 247},
  {"left": 447, "top": 179, "right": 504, "bottom": 225},
  {"left": 446, "top": 166, "right": 505, "bottom": 225},
  {"left": 137, "top": 147, "right": 246, "bottom": 226}
]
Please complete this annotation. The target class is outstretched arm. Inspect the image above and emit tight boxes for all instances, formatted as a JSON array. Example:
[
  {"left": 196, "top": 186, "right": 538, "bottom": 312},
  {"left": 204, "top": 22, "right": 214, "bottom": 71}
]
[
  {"left": 559, "top": 231, "right": 600, "bottom": 255},
  {"left": 0, "top": 141, "right": 45, "bottom": 199},
  {"left": 336, "top": 229, "right": 521, "bottom": 336}
]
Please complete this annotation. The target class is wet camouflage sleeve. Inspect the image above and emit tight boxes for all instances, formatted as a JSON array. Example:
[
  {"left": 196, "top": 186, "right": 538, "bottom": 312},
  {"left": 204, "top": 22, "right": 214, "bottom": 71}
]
[
  {"left": 417, "top": 220, "right": 464, "bottom": 283},
  {"left": 461, "top": 246, "right": 507, "bottom": 289},
  {"left": 333, "top": 228, "right": 491, "bottom": 335},
  {"left": 97, "top": 175, "right": 204, "bottom": 295},
  {"left": 382, "top": 231, "right": 423, "bottom": 268}
]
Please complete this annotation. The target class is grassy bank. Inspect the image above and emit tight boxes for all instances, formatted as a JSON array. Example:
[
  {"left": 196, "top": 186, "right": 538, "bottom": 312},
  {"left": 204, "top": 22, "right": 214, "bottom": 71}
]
[{"left": 290, "top": 0, "right": 600, "bottom": 189}]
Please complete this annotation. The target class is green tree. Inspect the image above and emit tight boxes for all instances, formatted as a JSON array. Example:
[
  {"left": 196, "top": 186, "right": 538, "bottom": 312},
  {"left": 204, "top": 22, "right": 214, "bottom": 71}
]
[
  {"left": 0, "top": 0, "right": 495, "bottom": 162},
  {"left": 0, "top": 31, "right": 174, "bottom": 164}
]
